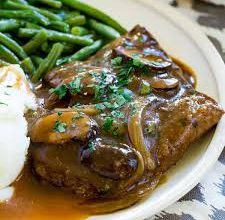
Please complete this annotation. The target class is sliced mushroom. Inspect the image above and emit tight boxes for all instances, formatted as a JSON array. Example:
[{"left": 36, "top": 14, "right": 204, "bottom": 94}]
[
  {"left": 45, "top": 69, "right": 116, "bottom": 109},
  {"left": 150, "top": 77, "right": 179, "bottom": 89},
  {"left": 55, "top": 105, "right": 100, "bottom": 116},
  {"left": 114, "top": 46, "right": 172, "bottom": 70},
  {"left": 45, "top": 63, "right": 102, "bottom": 88},
  {"left": 81, "top": 138, "right": 138, "bottom": 180},
  {"left": 30, "top": 111, "right": 98, "bottom": 144}
]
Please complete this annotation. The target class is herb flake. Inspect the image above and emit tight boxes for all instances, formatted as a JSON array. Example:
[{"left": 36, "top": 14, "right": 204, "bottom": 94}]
[
  {"left": 53, "top": 121, "right": 67, "bottom": 133},
  {"left": 111, "top": 56, "right": 122, "bottom": 66},
  {"left": 50, "top": 84, "right": 67, "bottom": 99}
]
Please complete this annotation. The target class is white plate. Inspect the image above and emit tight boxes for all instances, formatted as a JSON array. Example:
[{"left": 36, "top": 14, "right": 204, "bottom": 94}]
[{"left": 82, "top": 0, "right": 225, "bottom": 219}]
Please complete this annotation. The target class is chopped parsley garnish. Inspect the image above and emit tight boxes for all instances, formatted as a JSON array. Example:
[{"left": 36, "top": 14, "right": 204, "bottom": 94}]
[
  {"left": 133, "top": 58, "right": 144, "bottom": 67},
  {"left": 93, "top": 71, "right": 114, "bottom": 101},
  {"left": 88, "top": 142, "right": 96, "bottom": 153},
  {"left": 116, "top": 63, "right": 133, "bottom": 87},
  {"left": 57, "top": 112, "right": 63, "bottom": 116},
  {"left": 100, "top": 184, "right": 110, "bottom": 194},
  {"left": 69, "top": 77, "right": 81, "bottom": 94},
  {"left": 114, "top": 95, "right": 127, "bottom": 108},
  {"left": 104, "top": 102, "right": 113, "bottom": 109},
  {"left": 51, "top": 53, "right": 152, "bottom": 138},
  {"left": 95, "top": 103, "right": 106, "bottom": 111},
  {"left": 53, "top": 121, "right": 67, "bottom": 133},
  {"left": 120, "top": 88, "right": 133, "bottom": 101},
  {"left": 145, "top": 123, "right": 156, "bottom": 136},
  {"left": 132, "top": 55, "right": 144, "bottom": 68},
  {"left": 103, "top": 116, "right": 114, "bottom": 132},
  {"left": 111, "top": 126, "right": 120, "bottom": 136},
  {"left": 138, "top": 35, "right": 146, "bottom": 43},
  {"left": 111, "top": 56, "right": 123, "bottom": 66},
  {"left": 102, "top": 116, "right": 121, "bottom": 136},
  {"left": 129, "top": 103, "right": 138, "bottom": 116},
  {"left": 94, "top": 84, "right": 105, "bottom": 101},
  {"left": 94, "top": 88, "right": 133, "bottom": 114},
  {"left": 111, "top": 110, "right": 125, "bottom": 119},
  {"left": 140, "top": 80, "right": 151, "bottom": 95},
  {"left": 49, "top": 84, "right": 67, "bottom": 99},
  {"left": 72, "top": 112, "right": 84, "bottom": 120},
  {"left": 73, "top": 102, "right": 81, "bottom": 108},
  {"left": 49, "top": 77, "right": 82, "bottom": 99}
]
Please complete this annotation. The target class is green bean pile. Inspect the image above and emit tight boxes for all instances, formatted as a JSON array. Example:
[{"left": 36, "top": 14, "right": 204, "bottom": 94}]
[{"left": 0, "top": 0, "right": 126, "bottom": 82}]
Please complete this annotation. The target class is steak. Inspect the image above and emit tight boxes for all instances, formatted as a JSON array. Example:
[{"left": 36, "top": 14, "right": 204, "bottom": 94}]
[{"left": 30, "top": 25, "right": 224, "bottom": 213}]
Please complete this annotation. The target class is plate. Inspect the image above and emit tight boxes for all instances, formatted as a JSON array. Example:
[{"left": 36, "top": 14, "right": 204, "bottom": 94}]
[{"left": 79, "top": 0, "right": 225, "bottom": 219}]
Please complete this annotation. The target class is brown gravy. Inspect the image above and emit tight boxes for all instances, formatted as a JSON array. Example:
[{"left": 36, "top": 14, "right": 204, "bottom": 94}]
[
  {"left": 172, "top": 57, "right": 197, "bottom": 88},
  {"left": 0, "top": 58, "right": 196, "bottom": 220},
  {"left": 0, "top": 164, "right": 89, "bottom": 220}
]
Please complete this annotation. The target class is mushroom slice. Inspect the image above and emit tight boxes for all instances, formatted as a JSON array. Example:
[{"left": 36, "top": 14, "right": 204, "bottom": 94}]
[
  {"left": 30, "top": 111, "right": 98, "bottom": 144},
  {"left": 45, "top": 63, "right": 102, "bottom": 88},
  {"left": 81, "top": 138, "right": 139, "bottom": 180},
  {"left": 114, "top": 47, "right": 172, "bottom": 70},
  {"left": 151, "top": 77, "right": 179, "bottom": 89},
  {"left": 46, "top": 69, "right": 116, "bottom": 107},
  {"left": 55, "top": 105, "right": 100, "bottom": 116}
]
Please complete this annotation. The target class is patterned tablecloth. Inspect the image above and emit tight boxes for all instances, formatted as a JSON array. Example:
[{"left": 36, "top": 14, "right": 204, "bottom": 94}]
[{"left": 147, "top": 1, "right": 225, "bottom": 220}]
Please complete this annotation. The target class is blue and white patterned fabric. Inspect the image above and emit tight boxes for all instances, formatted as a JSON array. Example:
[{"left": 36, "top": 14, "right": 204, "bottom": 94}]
[{"left": 147, "top": 1, "right": 225, "bottom": 219}]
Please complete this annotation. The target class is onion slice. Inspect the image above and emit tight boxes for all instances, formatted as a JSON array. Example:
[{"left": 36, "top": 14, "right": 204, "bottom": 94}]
[
  {"left": 128, "top": 100, "right": 156, "bottom": 170},
  {"left": 54, "top": 104, "right": 100, "bottom": 116},
  {"left": 119, "top": 148, "right": 145, "bottom": 190}
]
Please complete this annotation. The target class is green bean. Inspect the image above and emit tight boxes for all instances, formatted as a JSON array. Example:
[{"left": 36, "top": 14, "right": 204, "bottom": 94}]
[
  {"left": 4, "top": 33, "right": 13, "bottom": 39},
  {"left": 57, "top": 39, "right": 103, "bottom": 65},
  {"left": 37, "top": 8, "right": 62, "bottom": 21},
  {"left": 25, "top": 22, "right": 42, "bottom": 29},
  {"left": 21, "top": 57, "right": 35, "bottom": 75},
  {"left": 71, "top": 26, "right": 89, "bottom": 36},
  {"left": 0, "top": 10, "right": 49, "bottom": 26},
  {"left": 62, "top": 43, "right": 75, "bottom": 54},
  {"left": 18, "top": 28, "right": 93, "bottom": 46},
  {"left": 88, "top": 19, "right": 120, "bottom": 40},
  {"left": 56, "top": 56, "right": 69, "bottom": 66},
  {"left": 14, "top": 0, "right": 28, "bottom": 4},
  {"left": 69, "top": 39, "right": 103, "bottom": 60},
  {"left": 66, "top": 15, "right": 86, "bottom": 26},
  {"left": 0, "top": 32, "right": 27, "bottom": 60},
  {"left": 65, "top": 11, "right": 80, "bottom": 19},
  {"left": 43, "top": 42, "right": 75, "bottom": 54},
  {"left": 48, "top": 21, "right": 70, "bottom": 32},
  {"left": 0, "top": 59, "right": 10, "bottom": 67},
  {"left": 33, "top": 0, "right": 62, "bottom": 9},
  {"left": 59, "top": 0, "right": 126, "bottom": 34},
  {"left": 3, "top": 1, "right": 61, "bottom": 21},
  {"left": 50, "top": 9, "right": 78, "bottom": 20},
  {"left": 31, "top": 55, "right": 44, "bottom": 66},
  {"left": 32, "top": 43, "right": 63, "bottom": 82},
  {"left": 0, "top": 19, "right": 21, "bottom": 32},
  {"left": 41, "top": 41, "right": 50, "bottom": 53},
  {"left": 81, "top": 34, "right": 94, "bottom": 39},
  {"left": 0, "top": 45, "right": 20, "bottom": 64},
  {"left": 23, "top": 30, "right": 48, "bottom": 54}
]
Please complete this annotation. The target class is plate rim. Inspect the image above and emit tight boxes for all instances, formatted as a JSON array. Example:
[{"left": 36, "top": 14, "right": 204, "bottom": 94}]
[{"left": 87, "top": 0, "right": 225, "bottom": 219}]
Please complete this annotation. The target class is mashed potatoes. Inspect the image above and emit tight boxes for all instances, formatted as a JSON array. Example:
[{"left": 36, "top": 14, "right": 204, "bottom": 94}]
[{"left": 0, "top": 65, "right": 36, "bottom": 200}]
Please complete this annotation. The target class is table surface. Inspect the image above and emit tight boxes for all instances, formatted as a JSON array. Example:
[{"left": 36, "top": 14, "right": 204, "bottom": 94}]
[{"left": 148, "top": 1, "right": 225, "bottom": 220}]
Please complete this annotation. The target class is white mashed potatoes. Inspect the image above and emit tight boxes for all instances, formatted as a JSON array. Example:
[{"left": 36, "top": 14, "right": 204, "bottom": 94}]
[{"left": 0, "top": 65, "right": 36, "bottom": 201}]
